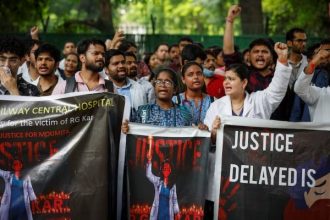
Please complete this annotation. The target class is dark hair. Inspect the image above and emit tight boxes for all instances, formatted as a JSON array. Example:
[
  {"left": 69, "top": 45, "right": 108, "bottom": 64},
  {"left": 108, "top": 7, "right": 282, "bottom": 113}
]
[
  {"left": 124, "top": 51, "right": 137, "bottom": 61},
  {"left": 105, "top": 49, "right": 125, "bottom": 66},
  {"left": 159, "top": 158, "right": 175, "bottom": 189},
  {"left": 154, "top": 43, "right": 169, "bottom": 53},
  {"left": 320, "top": 38, "right": 330, "bottom": 46},
  {"left": 286, "top": 28, "right": 306, "bottom": 42},
  {"left": 77, "top": 38, "right": 106, "bottom": 55},
  {"left": 155, "top": 68, "right": 178, "bottom": 88},
  {"left": 181, "top": 44, "right": 207, "bottom": 64},
  {"left": 118, "top": 40, "right": 137, "bottom": 53},
  {"left": 249, "top": 38, "right": 276, "bottom": 60},
  {"left": 227, "top": 63, "right": 249, "bottom": 81},
  {"left": 178, "top": 36, "right": 193, "bottom": 44},
  {"left": 169, "top": 44, "right": 179, "bottom": 51},
  {"left": 0, "top": 36, "right": 25, "bottom": 58},
  {"left": 205, "top": 49, "right": 216, "bottom": 58},
  {"left": 181, "top": 61, "right": 203, "bottom": 77},
  {"left": 24, "top": 39, "right": 41, "bottom": 55},
  {"left": 305, "top": 43, "right": 321, "bottom": 60},
  {"left": 34, "top": 43, "right": 61, "bottom": 62},
  {"left": 209, "top": 46, "right": 223, "bottom": 57}
]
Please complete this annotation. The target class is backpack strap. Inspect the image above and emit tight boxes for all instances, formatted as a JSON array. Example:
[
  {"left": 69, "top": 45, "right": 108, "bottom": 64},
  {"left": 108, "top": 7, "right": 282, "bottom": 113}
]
[
  {"left": 64, "top": 76, "right": 77, "bottom": 93},
  {"left": 176, "top": 94, "right": 181, "bottom": 105},
  {"left": 105, "top": 79, "right": 114, "bottom": 93}
]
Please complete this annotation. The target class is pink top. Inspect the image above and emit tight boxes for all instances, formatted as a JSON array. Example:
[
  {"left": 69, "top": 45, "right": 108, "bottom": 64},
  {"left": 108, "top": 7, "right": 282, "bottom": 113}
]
[{"left": 52, "top": 71, "right": 107, "bottom": 95}]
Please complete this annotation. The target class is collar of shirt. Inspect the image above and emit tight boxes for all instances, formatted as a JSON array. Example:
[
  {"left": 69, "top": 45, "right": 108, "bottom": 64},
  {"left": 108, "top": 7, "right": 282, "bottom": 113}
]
[
  {"left": 75, "top": 71, "right": 106, "bottom": 86},
  {"left": 113, "top": 78, "right": 132, "bottom": 90}
]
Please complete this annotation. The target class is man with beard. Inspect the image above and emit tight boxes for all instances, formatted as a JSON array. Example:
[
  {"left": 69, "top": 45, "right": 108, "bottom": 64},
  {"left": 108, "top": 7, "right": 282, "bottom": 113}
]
[
  {"left": 125, "top": 51, "right": 155, "bottom": 104},
  {"left": 223, "top": 5, "right": 294, "bottom": 121},
  {"left": 105, "top": 49, "right": 146, "bottom": 111},
  {"left": 203, "top": 49, "right": 225, "bottom": 99},
  {"left": 286, "top": 28, "right": 308, "bottom": 89},
  {"left": 35, "top": 43, "right": 62, "bottom": 96},
  {"left": 52, "top": 38, "right": 111, "bottom": 94}
]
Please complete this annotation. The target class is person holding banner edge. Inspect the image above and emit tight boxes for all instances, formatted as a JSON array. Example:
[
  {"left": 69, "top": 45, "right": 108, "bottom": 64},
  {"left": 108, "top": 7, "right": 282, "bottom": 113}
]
[{"left": 122, "top": 68, "right": 209, "bottom": 131}]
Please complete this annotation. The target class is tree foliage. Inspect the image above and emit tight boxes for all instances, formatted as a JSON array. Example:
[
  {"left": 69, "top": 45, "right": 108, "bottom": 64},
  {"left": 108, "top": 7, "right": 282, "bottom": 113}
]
[{"left": 0, "top": 0, "right": 329, "bottom": 38}]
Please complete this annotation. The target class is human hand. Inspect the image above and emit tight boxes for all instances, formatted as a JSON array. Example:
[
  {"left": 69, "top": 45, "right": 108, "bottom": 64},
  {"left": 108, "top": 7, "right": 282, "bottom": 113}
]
[
  {"left": 311, "top": 47, "right": 330, "bottom": 67},
  {"left": 30, "top": 26, "right": 39, "bottom": 40},
  {"left": 274, "top": 42, "right": 288, "bottom": 65},
  {"left": 227, "top": 5, "right": 241, "bottom": 21},
  {"left": 212, "top": 116, "right": 221, "bottom": 131},
  {"left": 0, "top": 67, "right": 19, "bottom": 95},
  {"left": 197, "top": 123, "right": 209, "bottom": 131},
  {"left": 219, "top": 177, "right": 240, "bottom": 220},
  {"left": 109, "top": 30, "right": 125, "bottom": 49},
  {"left": 121, "top": 119, "right": 129, "bottom": 134}
]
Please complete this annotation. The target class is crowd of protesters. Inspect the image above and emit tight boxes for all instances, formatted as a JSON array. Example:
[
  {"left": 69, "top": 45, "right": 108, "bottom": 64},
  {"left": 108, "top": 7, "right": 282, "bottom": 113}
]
[{"left": 0, "top": 4, "right": 330, "bottom": 219}]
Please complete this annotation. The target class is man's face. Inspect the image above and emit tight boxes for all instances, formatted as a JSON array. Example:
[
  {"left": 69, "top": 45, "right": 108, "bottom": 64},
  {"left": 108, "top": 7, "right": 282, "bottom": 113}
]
[
  {"left": 81, "top": 44, "right": 105, "bottom": 72},
  {"left": 156, "top": 45, "right": 169, "bottom": 62},
  {"left": 107, "top": 54, "right": 127, "bottom": 82},
  {"left": 0, "top": 52, "right": 22, "bottom": 77},
  {"left": 36, "top": 52, "right": 57, "bottom": 76},
  {"left": 204, "top": 54, "right": 216, "bottom": 71},
  {"left": 125, "top": 55, "right": 138, "bottom": 78},
  {"left": 179, "top": 40, "right": 192, "bottom": 53},
  {"left": 288, "top": 32, "right": 307, "bottom": 54},
  {"left": 63, "top": 42, "right": 76, "bottom": 55},
  {"left": 169, "top": 46, "right": 180, "bottom": 61},
  {"left": 249, "top": 45, "right": 272, "bottom": 71}
]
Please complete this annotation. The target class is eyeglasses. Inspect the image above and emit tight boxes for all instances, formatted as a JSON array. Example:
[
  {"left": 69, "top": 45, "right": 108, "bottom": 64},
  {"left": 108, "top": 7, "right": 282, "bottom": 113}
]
[{"left": 154, "top": 79, "right": 173, "bottom": 87}]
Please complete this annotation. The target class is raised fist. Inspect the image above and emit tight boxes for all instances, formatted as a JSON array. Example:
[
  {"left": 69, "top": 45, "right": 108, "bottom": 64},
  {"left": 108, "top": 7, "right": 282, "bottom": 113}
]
[
  {"left": 227, "top": 5, "right": 241, "bottom": 20},
  {"left": 30, "top": 26, "right": 39, "bottom": 40},
  {"left": 274, "top": 42, "right": 288, "bottom": 64}
]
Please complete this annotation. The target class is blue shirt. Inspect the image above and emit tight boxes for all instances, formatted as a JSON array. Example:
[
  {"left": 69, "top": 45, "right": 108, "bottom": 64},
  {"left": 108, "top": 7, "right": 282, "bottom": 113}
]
[
  {"left": 114, "top": 79, "right": 132, "bottom": 103},
  {"left": 134, "top": 103, "right": 192, "bottom": 127},
  {"left": 173, "top": 93, "right": 213, "bottom": 125}
]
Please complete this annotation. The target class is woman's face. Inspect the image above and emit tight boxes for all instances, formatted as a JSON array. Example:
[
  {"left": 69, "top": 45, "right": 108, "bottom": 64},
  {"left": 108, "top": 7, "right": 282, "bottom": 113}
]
[
  {"left": 149, "top": 54, "right": 160, "bottom": 69},
  {"left": 223, "top": 70, "right": 247, "bottom": 97},
  {"left": 162, "top": 163, "right": 172, "bottom": 178},
  {"left": 65, "top": 54, "right": 79, "bottom": 74},
  {"left": 182, "top": 64, "right": 204, "bottom": 91},
  {"left": 216, "top": 52, "right": 225, "bottom": 67},
  {"left": 12, "top": 160, "right": 23, "bottom": 172},
  {"left": 154, "top": 71, "right": 175, "bottom": 101}
]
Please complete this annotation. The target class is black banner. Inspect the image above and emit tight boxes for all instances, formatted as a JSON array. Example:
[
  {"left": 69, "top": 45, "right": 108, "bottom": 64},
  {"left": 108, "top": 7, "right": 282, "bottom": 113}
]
[
  {"left": 0, "top": 92, "right": 126, "bottom": 220},
  {"left": 125, "top": 124, "right": 210, "bottom": 220},
  {"left": 215, "top": 117, "right": 330, "bottom": 220}
]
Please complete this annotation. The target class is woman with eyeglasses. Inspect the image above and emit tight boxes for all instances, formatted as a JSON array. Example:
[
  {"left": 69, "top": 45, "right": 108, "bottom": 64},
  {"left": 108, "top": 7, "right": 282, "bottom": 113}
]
[
  {"left": 121, "top": 68, "right": 193, "bottom": 132},
  {"left": 173, "top": 61, "right": 213, "bottom": 126}
]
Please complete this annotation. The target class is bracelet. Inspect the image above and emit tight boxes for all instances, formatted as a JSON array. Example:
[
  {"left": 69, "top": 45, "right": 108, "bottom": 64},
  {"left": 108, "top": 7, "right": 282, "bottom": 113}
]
[
  {"left": 226, "top": 17, "right": 234, "bottom": 23},
  {"left": 306, "top": 62, "right": 316, "bottom": 74}
]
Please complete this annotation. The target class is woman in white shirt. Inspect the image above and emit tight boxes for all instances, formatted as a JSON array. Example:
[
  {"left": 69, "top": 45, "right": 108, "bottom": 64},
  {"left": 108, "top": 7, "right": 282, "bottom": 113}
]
[{"left": 204, "top": 42, "right": 292, "bottom": 142}]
